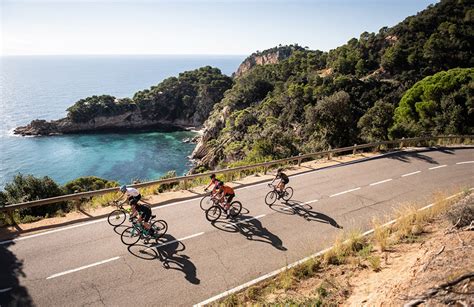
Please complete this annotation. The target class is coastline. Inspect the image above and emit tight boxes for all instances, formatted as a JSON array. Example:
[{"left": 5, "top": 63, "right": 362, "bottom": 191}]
[{"left": 1, "top": 128, "right": 200, "bottom": 189}]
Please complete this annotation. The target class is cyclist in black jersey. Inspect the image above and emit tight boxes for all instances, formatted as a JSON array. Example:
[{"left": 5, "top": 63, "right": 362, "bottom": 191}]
[
  {"left": 271, "top": 168, "right": 289, "bottom": 199},
  {"left": 130, "top": 202, "right": 154, "bottom": 236}
]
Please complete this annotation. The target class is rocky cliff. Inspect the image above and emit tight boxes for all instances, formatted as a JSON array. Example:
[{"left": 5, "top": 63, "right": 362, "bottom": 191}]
[
  {"left": 14, "top": 66, "right": 233, "bottom": 136},
  {"left": 13, "top": 111, "right": 194, "bottom": 136},
  {"left": 233, "top": 44, "right": 305, "bottom": 78}
]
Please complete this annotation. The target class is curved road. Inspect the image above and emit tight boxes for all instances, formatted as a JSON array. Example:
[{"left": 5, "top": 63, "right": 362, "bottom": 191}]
[{"left": 1, "top": 147, "right": 473, "bottom": 306}]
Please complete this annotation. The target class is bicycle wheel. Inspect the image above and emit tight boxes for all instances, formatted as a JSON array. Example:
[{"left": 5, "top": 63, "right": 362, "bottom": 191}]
[
  {"left": 282, "top": 187, "right": 294, "bottom": 201},
  {"left": 206, "top": 205, "right": 222, "bottom": 222},
  {"left": 228, "top": 201, "right": 242, "bottom": 217},
  {"left": 121, "top": 226, "right": 141, "bottom": 245},
  {"left": 200, "top": 195, "right": 213, "bottom": 211},
  {"left": 108, "top": 209, "right": 126, "bottom": 226},
  {"left": 151, "top": 220, "right": 168, "bottom": 241},
  {"left": 265, "top": 191, "right": 277, "bottom": 205}
]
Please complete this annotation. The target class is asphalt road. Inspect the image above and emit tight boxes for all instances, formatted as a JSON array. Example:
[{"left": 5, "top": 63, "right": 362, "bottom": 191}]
[{"left": 1, "top": 147, "right": 473, "bottom": 306}]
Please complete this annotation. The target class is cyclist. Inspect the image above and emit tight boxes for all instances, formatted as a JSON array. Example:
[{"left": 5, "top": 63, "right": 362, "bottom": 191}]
[
  {"left": 271, "top": 168, "right": 289, "bottom": 198},
  {"left": 129, "top": 201, "right": 154, "bottom": 236},
  {"left": 204, "top": 174, "right": 220, "bottom": 194},
  {"left": 118, "top": 185, "right": 154, "bottom": 236},
  {"left": 216, "top": 181, "right": 235, "bottom": 214},
  {"left": 118, "top": 185, "right": 141, "bottom": 206}
]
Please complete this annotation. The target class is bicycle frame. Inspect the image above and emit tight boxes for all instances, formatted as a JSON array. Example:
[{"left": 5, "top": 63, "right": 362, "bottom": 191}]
[{"left": 210, "top": 195, "right": 229, "bottom": 208}]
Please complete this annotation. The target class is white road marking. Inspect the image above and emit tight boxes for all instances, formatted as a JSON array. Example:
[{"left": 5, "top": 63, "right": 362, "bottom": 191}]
[
  {"left": 3, "top": 150, "right": 471, "bottom": 245},
  {"left": 194, "top": 188, "right": 473, "bottom": 307},
  {"left": 46, "top": 256, "right": 120, "bottom": 280},
  {"left": 0, "top": 287, "right": 12, "bottom": 293},
  {"left": 238, "top": 151, "right": 401, "bottom": 189},
  {"left": 329, "top": 187, "right": 361, "bottom": 198},
  {"left": 224, "top": 215, "right": 266, "bottom": 228},
  {"left": 0, "top": 197, "right": 199, "bottom": 245},
  {"left": 369, "top": 179, "right": 393, "bottom": 186},
  {"left": 429, "top": 165, "right": 447, "bottom": 170},
  {"left": 401, "top": 170, "right": 421, "bottom": 177},
  {"left": 152, "top": 232, "right": 205, "bottom": 248},
  {"left": 0, "top": 218, "right": 109, "bottom": 245}
]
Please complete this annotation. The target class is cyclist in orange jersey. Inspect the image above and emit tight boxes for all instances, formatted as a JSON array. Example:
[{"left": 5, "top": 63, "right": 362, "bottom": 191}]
[{"left": 216, "top": 181, "right": 235, "bottom": 212}]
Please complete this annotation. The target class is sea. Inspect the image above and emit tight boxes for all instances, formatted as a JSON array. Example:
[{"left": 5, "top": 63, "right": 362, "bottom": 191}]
[{"left": 0, "top": 55, "right": 244, "bottom": 189}]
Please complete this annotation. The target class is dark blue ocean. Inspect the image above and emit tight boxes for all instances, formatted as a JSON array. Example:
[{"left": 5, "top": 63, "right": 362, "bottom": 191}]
[{"left": 0, "top": 55, "right": 244, "bottom": 189}]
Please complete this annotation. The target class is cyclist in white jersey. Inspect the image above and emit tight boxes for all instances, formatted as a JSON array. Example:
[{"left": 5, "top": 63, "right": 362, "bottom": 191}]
[{"left": 118, "top": 185, "right": 141, "bottom": 206}]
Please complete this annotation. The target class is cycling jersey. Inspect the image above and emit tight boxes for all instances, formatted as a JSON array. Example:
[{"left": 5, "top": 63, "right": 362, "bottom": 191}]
[
  {"left": 211, "top": 178, "right": 219, "bottom": 189},
  {"left": 220, "top": 185, "right": 235, "bottom": 195},
  {"left": 277, "top": 173, "right": 289, "bottom": 184},
  {"left": 125, "top": 187, "right": 140, "bottom": 197},
  {"left": 128, "top": 194, "right": 141, "bottom": 206}
]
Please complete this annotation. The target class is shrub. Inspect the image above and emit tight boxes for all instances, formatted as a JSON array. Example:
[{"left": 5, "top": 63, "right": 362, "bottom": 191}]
[
  {"left": 446, "top": 196, "right": 474, "bottom": 228},
  {"left": 157, "top": 171, "right": 179, "bottom": 192},
  {"left": 3, "top": 173, "right": 68, "bottom": 221},
  {"left": 63, "top": 176, "right": 118, "bottom": 194}
]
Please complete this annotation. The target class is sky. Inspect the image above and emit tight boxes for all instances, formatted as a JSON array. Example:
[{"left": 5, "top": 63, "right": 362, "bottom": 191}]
[{"left": 1, "top": 0, "right": 438, "bottom": 56}]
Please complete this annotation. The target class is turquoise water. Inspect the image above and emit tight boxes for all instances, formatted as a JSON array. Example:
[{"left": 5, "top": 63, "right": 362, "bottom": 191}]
[{"left": 0, "top": 55, "right": 244, "bottom": 188}]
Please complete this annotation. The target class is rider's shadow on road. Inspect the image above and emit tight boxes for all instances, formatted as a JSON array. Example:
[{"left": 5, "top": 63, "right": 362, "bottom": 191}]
[
  {"left": 284, "top": 200, "right": 343, "bottom": 229},
  {"left": 235, "top": 215, "right": 287, "bottom": 251},
  {"left": 126, "top": 234, "right": 200, "bottom": 285},
  {"left": 210, "top": 213, "right": 287, "bottom": 251}
]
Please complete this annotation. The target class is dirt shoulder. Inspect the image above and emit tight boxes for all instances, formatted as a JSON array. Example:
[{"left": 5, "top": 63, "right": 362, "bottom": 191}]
[
  {"left": 214, "top": 193, "right": 473, "bottom": 306},
  {"left": 0, "top": 151, "right": 380, "bottom": 240},
  {"left": 346, "top": 205, "right": 473, "bottom": 306}
]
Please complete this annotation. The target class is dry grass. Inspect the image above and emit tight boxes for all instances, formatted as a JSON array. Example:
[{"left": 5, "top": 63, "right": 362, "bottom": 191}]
[
  {"left": 139, "top": 184, "right": 161, "bottom": 196},
  {"left": 211, "top": 188, "right": 471, "bottom": 306},
  {"left": 293, "top": 258, "right": 321, "bottom": 280},
  {"left": 372, "top": 218, "right": 391, "bottom": 251},
  {"left": 367, "top": 255, "right": 381, "bottom": 272}
]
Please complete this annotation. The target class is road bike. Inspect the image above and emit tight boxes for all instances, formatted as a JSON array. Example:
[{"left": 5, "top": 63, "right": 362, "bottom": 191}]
[
  {"left": 107, "top": 200, "right": 131, "bottom": 226},
  {"left": 265, "top": 184, "right": 293, "bottom": 205},
  {"left": 120, "top": 215, "right": 168, "bottom": 245},
  {"left": 205, "top": 196, "right": 242, "bottom": 222},
  {"left": 200, "top": 189, "right": 217, "bottom": 211}
]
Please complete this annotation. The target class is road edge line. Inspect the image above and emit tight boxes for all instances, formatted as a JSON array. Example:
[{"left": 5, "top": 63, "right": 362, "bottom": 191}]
[{"left": 193, "top": 188, "right": 472, "bottom": 307}]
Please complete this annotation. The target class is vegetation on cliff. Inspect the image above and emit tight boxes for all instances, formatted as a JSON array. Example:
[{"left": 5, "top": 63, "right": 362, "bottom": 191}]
[
  {"left": 64, "top": 66, "right": 233, "bottom": 126},
  {"left": 62, "top": 176, "right": 119, "bottom": 194},
  {"left": 391, "top": 67, "right": 474, "bottom": 137},
  {"left": 194, "top": 0, "right": 474, "bottom": 169}
]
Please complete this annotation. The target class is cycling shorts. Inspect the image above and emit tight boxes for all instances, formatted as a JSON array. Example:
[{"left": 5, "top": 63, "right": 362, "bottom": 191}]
[
  {"left": 128, "top": 194, "right": 141, "bottom": 206},
  {"left": 138, "top": 205, "right": 152, "bottom": 222},
  {"left": 226, "top": 193, "right": 235, "bottom": 204}
]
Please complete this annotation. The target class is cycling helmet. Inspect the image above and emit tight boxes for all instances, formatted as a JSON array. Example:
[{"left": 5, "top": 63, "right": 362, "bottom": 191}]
[
  {"left": 120, "top": 185, "right": 127, "bottom": 192},
  {"left": 210, "top": 174, "right": 216, "bottom": 179}
]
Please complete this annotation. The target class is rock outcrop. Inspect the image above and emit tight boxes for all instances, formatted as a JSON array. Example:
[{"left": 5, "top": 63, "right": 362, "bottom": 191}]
[
  {"left": 233, "top": 44, "right": 304, "bottom": 78},
  {"left": 14, "top": 66, "right": 233, "bottom": 136},
  {"left": 13, "top": 111, "right": 197, "bottom": 136}
]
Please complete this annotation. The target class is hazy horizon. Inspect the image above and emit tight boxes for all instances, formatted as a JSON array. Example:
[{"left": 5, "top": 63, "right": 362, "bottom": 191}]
[{"left": 2, "top": 0, "right": 438, "bottom": 56}]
